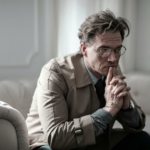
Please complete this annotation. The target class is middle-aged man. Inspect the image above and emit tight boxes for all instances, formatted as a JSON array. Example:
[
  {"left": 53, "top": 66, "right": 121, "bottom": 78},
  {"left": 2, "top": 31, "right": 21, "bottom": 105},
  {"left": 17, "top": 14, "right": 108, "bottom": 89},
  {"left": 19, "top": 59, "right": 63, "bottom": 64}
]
[{"left": 26, "top": 10, "right": 150, "bottom": 150}]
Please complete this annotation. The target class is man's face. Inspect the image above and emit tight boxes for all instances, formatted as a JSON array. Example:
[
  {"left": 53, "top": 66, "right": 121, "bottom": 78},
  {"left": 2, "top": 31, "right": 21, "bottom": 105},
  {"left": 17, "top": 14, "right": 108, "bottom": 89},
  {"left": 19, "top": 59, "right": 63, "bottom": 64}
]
[{"left": 81, "top": 31, "right": 123, "bottom": 78}]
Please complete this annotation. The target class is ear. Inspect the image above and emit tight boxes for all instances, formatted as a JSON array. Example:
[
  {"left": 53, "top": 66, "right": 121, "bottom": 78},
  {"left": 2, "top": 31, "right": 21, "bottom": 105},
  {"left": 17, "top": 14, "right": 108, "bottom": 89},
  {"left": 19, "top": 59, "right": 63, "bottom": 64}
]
[{"left": 80, "top": 43, "right": 87, "bottom": 56}]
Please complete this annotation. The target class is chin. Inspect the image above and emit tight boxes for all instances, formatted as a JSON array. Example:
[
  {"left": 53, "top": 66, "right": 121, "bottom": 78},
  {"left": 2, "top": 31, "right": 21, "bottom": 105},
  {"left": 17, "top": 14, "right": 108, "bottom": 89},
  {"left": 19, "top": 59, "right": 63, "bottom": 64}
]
[
  {"left": 102, "top": 68, "right": 109, "bottom": 76},
  {"left": 98, "top": 68, "right": 109, "bottom": 77},
  {"left": 102, "top": 72, "right": 108, "bottom": 76},
  {"left": 99, "top": 71, "right": 108, "bottom": 77}
]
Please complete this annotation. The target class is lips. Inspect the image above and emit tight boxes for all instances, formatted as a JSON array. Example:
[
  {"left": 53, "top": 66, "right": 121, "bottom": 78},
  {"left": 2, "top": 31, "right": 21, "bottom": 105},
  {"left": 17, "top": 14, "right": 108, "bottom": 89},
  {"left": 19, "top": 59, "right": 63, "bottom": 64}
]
[{"left": 105, "top": 65, "right": 117, "bottom": 68}]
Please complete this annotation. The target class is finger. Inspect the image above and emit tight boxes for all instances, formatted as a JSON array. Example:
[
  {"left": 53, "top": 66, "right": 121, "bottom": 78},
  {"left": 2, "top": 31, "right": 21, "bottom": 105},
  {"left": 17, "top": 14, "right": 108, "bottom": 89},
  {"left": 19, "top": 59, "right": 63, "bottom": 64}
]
[
  {"left": 105, "top": 84, "right": 113, "bottom": 94},
  {"left": 112, "top": 67, "right": 116, "bottom": 77},
  {"left": 113, "top": 84, "right": 131, "bottom": 95},
  {"left": 113, "top": 75, "right": 126, "bottom": 79},
  {"left": 110, "top": 75, "right": 126, "bottom": 85},
  {"left": 126, "top": 86, "right": 131, "bottom": 91},
  {"left": 106, "top": 67, "right": 113, "bottom": 85},
  {"left": 111, "top": 75, "right": 126, "bottom": 80},
  {"left": 112, "top": 84, "right": 126, "bottom": 95},
  {"left": 110, "top": 79, "right": 126, "bottom": 86},
  {"left": 122, "top": 86, "right": 131, "bottom": 92},
  {"left": 116, "top": 86, "right": 131, "bottom": 97},
  {"left": 117, "top": 91, "right": 129, "bottom": 98}
]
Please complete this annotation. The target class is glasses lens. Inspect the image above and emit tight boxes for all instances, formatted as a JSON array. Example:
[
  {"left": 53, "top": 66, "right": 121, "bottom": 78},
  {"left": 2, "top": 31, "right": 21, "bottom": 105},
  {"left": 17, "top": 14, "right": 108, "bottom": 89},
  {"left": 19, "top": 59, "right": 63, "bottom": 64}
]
[{"left": 95, "top": 46, "right": 126, "bottom": 57}]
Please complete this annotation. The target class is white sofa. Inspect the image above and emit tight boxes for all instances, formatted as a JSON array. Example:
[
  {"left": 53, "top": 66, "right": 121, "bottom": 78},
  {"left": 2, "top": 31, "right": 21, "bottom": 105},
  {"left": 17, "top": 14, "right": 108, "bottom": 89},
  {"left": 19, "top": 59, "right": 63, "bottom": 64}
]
[
  {"left": 0, "top": 101, "right": 29, "bottom": 150},
  {"left": 0, "top": 80, "right": 37, "bottom": 150},
  {"left": 0, "top": 73, "right": 150, "bottom": 149}
]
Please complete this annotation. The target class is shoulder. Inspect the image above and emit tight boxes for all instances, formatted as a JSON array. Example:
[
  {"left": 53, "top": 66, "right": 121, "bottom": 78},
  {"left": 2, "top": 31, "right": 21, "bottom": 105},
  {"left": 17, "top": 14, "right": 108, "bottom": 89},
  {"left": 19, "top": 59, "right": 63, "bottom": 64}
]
[
  {"left": 39, "top": 51, "right": 83, "bottom": 88},
  {"left": 43, "top": 51, "right": 82, "bottom": 72}
]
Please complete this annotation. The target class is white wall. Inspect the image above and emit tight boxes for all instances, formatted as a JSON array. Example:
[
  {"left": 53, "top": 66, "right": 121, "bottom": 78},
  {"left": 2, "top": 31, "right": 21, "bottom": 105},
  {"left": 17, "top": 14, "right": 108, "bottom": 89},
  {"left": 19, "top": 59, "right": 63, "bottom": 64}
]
[
  {"left": 0, "top": 0, "right": 150, "bottom": 81},
  {"left": 0, "top": 0, "right": 58, "bottom": 80},
  {"left": 55, "top": 0, "right": 138, "bottom": 73},
  {"left": 135, "top": 0, "right": 150, "bottom": 73}
]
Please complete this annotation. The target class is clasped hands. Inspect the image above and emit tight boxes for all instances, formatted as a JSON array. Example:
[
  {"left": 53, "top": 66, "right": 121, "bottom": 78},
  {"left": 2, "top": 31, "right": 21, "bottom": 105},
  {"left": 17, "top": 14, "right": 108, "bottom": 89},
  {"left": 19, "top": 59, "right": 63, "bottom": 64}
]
[{"left": 104, "top": 67, "right": 131, "bottom": 116}]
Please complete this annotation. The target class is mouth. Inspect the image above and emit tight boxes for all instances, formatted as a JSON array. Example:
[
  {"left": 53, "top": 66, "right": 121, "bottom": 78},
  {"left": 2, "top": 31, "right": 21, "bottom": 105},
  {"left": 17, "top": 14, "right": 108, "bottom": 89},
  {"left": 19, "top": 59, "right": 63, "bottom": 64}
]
[{"left": 105, "top": 65, "right": 117, "bottom": 68}]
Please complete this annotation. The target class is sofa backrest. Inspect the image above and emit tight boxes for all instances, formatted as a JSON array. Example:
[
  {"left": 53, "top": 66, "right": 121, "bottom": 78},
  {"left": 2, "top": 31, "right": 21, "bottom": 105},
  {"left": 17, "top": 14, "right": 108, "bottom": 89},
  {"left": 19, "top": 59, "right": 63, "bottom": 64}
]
[
  {"left": 126, "top": 73, "right": 150, "bottom": 115},
  {"left": 0, "top": 80, "right": 37, "bottom": 119},
  {"left": 0, "top": 72, "right": 150, "bottom": 119}
]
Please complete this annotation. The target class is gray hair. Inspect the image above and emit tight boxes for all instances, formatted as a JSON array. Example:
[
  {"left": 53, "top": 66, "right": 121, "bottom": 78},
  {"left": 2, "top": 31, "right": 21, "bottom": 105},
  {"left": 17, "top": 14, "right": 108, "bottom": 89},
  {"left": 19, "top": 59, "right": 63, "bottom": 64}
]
[{"left": 78, "top": 10, "right": 130, "bottom": 43}]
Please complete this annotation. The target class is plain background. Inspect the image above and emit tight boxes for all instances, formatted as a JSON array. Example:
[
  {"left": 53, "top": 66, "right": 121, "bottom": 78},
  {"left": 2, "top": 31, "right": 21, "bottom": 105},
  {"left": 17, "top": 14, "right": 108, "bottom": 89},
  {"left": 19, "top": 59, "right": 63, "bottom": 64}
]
[{"left": 0, "top": 0, "right": 150, "bottom": 80}]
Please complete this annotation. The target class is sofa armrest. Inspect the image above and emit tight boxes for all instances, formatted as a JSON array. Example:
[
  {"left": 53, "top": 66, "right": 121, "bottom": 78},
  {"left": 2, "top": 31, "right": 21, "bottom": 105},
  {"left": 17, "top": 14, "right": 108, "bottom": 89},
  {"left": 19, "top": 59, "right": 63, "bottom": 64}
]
[{"left": 0, "top": 101, "right": 29, "bottom": 150}]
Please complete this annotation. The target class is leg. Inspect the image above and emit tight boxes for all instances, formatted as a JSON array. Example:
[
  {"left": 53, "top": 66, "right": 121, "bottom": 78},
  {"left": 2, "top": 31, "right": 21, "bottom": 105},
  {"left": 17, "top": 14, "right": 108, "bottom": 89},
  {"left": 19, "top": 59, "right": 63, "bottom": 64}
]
[
  {"left": 33, "top": 145, "right": 52, "bottom": 150},
  {"left": 111, "top": 131, "right": 150, "bottom": 150}
]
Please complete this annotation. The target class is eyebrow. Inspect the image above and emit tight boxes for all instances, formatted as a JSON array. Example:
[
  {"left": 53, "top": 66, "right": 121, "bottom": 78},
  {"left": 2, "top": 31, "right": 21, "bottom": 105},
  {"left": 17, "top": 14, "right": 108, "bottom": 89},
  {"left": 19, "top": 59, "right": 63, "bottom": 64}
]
[{"left": 97, "top": 45, "right": 122, "bottom": 49}]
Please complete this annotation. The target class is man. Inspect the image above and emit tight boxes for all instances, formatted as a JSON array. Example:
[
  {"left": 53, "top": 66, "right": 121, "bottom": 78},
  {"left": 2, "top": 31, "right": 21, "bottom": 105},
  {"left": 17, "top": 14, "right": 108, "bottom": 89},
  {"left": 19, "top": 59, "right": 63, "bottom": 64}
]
[{"left": 26, "top": 10, "right": 150, "bottom": 150}]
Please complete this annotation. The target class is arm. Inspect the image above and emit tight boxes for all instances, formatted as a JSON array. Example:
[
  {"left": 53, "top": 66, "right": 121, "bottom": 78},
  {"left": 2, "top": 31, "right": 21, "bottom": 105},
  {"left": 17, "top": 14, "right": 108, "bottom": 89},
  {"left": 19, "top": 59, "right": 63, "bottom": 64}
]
[
  {"left": 117, "top": 95, "right": 146, "bottom": 131},
  {"left": 115, "top": 66, "right": 146, "bottom": 131},
  {"left": 91, "top": 67, "right": 124, "bottom": 137},
  {"left": 37, "top": 61, "right": 95, "bottom": 150},
  {"left": 91, "top": 108, "right": 112, "bottom": 136},
  {"left": 91, "top": 66, "right": 145, "bottom": 136},
  {"left": 119, "top": 106, "right": 140, "bottom": 128}
]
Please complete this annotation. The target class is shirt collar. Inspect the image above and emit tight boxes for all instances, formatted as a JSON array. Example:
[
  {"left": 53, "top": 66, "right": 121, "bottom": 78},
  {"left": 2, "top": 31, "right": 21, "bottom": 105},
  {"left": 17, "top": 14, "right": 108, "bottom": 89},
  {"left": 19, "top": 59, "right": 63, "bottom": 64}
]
[{"left": 84, "top": 61, "right": 104, "bottom": 85}]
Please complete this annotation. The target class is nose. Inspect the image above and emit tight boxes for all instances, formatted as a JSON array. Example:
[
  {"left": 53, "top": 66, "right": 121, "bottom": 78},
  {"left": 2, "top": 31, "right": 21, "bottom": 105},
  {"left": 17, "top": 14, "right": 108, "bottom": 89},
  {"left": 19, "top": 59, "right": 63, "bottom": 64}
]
[{"left": 107, "top": 51, "right": 117, "bottom": 62}]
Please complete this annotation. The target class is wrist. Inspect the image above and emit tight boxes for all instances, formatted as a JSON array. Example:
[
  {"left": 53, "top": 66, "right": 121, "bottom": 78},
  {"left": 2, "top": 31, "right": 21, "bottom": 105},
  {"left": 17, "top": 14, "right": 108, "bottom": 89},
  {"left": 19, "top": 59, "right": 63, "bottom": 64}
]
[
  {"left": 121, "top": 100, "right": 134, "bottom": 112},
  {"left": 103, "top": 106, "right": 119, "bottom": 117},
  {"left": 122, "top": 101, "right": 130, "bottom": 109}
]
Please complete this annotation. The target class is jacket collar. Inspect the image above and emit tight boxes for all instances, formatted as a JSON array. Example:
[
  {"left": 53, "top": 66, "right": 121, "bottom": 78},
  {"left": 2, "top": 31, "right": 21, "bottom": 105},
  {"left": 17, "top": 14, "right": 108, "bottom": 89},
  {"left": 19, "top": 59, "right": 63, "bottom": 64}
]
[{"left": 73, "top": 51, "right": 92, "bottom": 88}]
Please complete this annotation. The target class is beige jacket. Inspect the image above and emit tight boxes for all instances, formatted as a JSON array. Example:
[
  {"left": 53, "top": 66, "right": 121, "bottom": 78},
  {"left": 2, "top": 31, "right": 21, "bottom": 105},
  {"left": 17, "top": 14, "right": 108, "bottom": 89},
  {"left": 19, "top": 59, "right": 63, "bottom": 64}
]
[{"left": 26, "top": 51, "right": 145, "bottom": 150}]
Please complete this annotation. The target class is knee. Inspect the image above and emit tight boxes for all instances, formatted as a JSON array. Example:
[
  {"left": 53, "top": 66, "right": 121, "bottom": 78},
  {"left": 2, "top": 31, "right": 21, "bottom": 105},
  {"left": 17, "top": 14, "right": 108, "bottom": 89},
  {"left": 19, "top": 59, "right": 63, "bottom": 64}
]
[
  {"left": 137, "top": 131, "right": 150, "bottom": 146},
  {"left": 140, "top": 131, "right": 150, "bottom": 140}
]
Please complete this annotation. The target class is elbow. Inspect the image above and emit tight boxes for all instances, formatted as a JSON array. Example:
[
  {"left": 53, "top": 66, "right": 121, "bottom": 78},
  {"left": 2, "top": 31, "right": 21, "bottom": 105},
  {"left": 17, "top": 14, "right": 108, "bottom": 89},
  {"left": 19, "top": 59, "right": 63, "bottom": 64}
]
[{"left": 47, "top": 131, "right": 76, "bottom": 150}]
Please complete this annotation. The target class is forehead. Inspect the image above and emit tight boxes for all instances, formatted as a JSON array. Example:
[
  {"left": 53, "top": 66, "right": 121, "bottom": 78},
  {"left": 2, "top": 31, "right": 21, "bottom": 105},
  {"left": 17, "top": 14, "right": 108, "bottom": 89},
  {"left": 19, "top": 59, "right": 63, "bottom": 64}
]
[{"left": 93, "top": 31, "right": 122, "bottom": 46}]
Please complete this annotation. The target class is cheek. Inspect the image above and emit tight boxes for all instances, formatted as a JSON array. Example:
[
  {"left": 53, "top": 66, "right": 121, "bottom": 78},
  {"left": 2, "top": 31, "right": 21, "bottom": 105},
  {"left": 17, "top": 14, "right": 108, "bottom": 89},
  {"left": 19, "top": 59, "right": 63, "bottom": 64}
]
[
  {"left": 99, "top": 66, "right": 109, "bottom": 76},
  {"left": 98, "top": 59, "right": 110, "bottom": 73},
  {"left": 98, "top": 58, "right": 107, "bottom": 68},
  {"left": 104, "top": 67, "right": 109, "bottom": 73},
  {"left": 90, "top": 54, "right": 99, "bottom": 64}
]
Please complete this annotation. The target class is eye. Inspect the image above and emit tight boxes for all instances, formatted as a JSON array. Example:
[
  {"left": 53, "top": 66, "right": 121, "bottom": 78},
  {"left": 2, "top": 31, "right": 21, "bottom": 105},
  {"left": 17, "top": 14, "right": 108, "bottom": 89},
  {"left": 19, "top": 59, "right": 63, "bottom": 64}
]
[
  {"left": 115, "top": 47, "right": 121, "bottom": 53},
  {"left": 100, "top": 48, "right": 109, "bottom": 53}
]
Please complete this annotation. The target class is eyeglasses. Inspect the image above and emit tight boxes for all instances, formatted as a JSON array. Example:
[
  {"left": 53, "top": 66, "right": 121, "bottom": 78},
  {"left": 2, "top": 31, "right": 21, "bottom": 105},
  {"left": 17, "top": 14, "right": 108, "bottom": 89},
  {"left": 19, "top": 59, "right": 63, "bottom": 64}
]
[{"left": 87, "top": 43, "right": 126, "bottom": 57}]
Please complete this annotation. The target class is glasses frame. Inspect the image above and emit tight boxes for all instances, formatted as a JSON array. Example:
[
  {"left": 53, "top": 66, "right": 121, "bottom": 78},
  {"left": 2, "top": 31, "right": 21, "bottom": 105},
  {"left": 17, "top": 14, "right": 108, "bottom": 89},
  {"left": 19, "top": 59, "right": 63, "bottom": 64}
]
[{"left": 86, "top": 43, "right": 126, "bottom": 57}]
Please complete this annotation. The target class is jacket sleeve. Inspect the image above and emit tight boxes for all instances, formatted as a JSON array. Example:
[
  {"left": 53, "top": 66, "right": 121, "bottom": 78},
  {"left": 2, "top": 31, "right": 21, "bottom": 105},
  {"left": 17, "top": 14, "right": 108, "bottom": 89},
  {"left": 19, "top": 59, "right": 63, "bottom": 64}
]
[
  {"left": 117, "top": 95, "right": 146, "bottom": 132},
  {"left": 37, "top": 60, "right": 95, "bottom": 150},
  {"left": 116, "top": 66, "right": 146, "bottom": 132}
]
